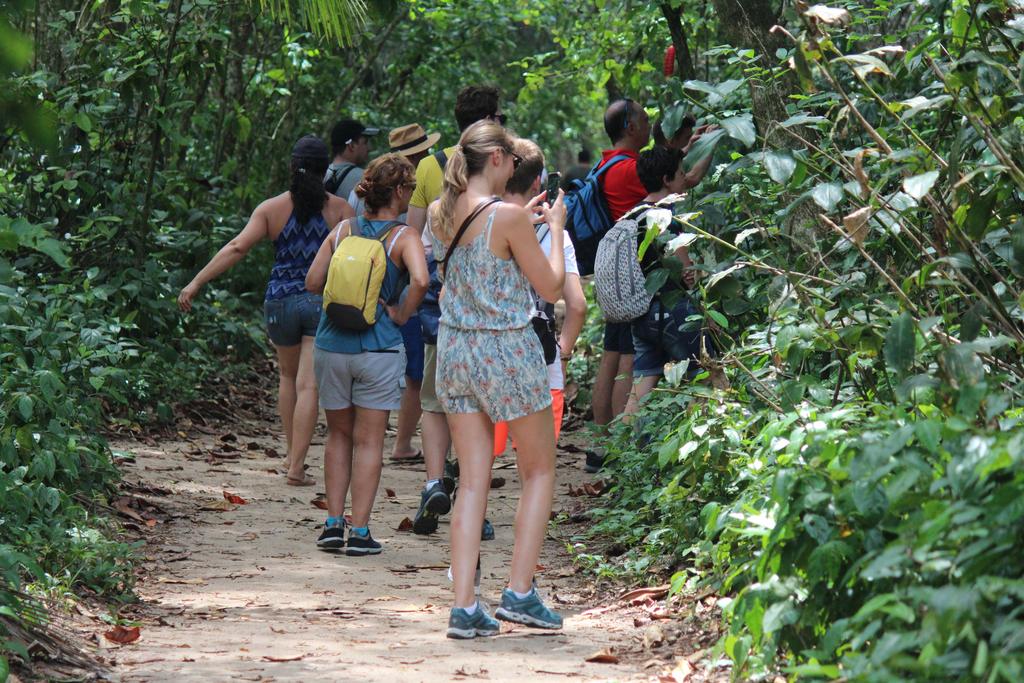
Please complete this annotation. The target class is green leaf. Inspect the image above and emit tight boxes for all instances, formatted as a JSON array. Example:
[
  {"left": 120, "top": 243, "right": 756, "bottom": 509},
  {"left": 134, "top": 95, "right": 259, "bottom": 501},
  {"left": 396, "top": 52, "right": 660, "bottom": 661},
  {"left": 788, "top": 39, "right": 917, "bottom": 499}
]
[
  {"left": 681, "top": 128, "right": 725, "bottom": 171},
  {"left": 706, "top": 309, "right": 728, "bottom": 330},
  {"left": 915, "top": 420, "right": 941, "bottom": 452},
  {"left": 17, "top": 395, "right": 33, "bottom": 421},
  {"left": 964, "top": 188, "right": 997, "bottom": 239},
  {"left": 762, "top": 600, "right": 798, "bottom": 633},
  {"left": 884, "top": 312, "right": 915, "bottom": 375},
  {"left": 763, "top": 151, "right": 797, "bottom": 184},
  {"left": 719, "top": 114, "right": 756, "bottom": 147},
  {"left": 811, "top": 182, "right": 843, "bottom": 212},
  {"left": 903, "top": 171, "right": 940, "bottom": 200},
  {"left": 74, "top": 111, "right": 93, "bottom": 133},
  {"left": 32, "top": 238, "right": 70, "bottom": 268}
]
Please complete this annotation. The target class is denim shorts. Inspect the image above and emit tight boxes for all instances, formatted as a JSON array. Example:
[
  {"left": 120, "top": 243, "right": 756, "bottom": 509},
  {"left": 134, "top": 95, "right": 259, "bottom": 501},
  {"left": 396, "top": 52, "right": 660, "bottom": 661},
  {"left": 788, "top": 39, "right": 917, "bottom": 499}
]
[
  {"left": 264, "top": 292, "right": 322, "bottom": 347},
  {"left": 399, "top": 315, "right": 425, "bottom": 382},
  {"left": 603, "top": 321, "right": 635, "bottom": 355},
  {"left": 632, "top": 297, "right": 706, "bottom": 377}
]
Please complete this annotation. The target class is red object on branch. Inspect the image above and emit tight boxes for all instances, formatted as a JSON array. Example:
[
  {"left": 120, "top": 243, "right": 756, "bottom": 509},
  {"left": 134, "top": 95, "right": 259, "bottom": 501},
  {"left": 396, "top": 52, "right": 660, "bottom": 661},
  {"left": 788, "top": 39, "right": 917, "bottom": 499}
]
[{"left": 664, "top": 45, "right": 676, "bottom": 77}]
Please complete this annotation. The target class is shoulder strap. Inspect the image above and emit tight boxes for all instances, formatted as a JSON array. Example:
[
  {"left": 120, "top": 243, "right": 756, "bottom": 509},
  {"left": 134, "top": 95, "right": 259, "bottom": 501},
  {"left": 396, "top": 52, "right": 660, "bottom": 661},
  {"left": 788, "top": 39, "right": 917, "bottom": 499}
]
[
  {"left": 624, "top": 203, "right": 653, "bottom": 222},
  {"left": 589, "top": 154, "right": 632, "bottom": 181},
  {"left": 332, "top": 220, "right": 351, "bottom": 251},
  {"left": 440, "top": 198, "right": 501, "bottom": 274},
  {"left": 337, "top": 164, "right": 357, "bottom": 187},
  {"left": 535, "top": 222, "right": 550, "bottom": 244},
  {"left": 433, "top": 149, "right": 448, "bottom": 171}
]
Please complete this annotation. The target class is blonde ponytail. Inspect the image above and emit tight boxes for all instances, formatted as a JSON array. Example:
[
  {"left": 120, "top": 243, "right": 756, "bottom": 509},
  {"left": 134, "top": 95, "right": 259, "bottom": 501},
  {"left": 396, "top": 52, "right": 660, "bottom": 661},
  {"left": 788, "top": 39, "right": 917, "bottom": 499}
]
[
  {"left": 430, "top": 120, "right": 514, "bottom": 243},
  {"left": 431, "top": 147, "right": 469, "bottom": 242}
]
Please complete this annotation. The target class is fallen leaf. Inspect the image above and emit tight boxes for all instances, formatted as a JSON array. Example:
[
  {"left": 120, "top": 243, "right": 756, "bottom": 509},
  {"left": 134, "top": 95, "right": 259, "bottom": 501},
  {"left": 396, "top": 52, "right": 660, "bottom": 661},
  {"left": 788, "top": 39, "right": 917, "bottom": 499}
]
[
  {"left": 156, "top": 577, "right": 207, "bottom": 585},
  {"left": 223, "top": 491, "right": 247, "bottom": 505},
  {"left": 311, "top": 498, "right": 328, "bottom": 510},
  {"left": 262, "top": 654, "right": 303, "bottom": 662},
  {"left": 671, "top": 658, "right": 694, "bottom": 682},
  {"left": 619, "top": 585, "right": 670, "bottom": 603},
  {"left": 490, "top": 476, "right": 505, "bottom": 489},
  {"left": 145, "top": 519, "right": 158, "bottom": 527},
  {"left": 396, "top": 517, "right": 414, "bottom": 532},
  {"left": 265, "top": 447, "right": 281, "bottom": 458},
  {"left": 104, "top": 625, "right": 141, "bottom": 644},
  {"left": 843, "top": 206, "right": 871, "bottom": 246},
  {"left": 643, "top": 623, "right": 666, "bottom": 649},
  {"left": 585, "top": 649, "right": 620, "bottom": 664},
  {"left": 220, "top": 433, "right": 238, "bottom": 443},
  {"left": 385, "top": 488, "right": 396, "bottom": 498}
]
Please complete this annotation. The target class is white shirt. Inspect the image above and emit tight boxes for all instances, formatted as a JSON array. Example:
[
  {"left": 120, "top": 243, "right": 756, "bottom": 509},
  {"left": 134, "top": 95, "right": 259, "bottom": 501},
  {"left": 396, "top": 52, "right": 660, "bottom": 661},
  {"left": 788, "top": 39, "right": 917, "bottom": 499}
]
[{"left": 535, "top": 227, "right": 578, "bottom": 391}]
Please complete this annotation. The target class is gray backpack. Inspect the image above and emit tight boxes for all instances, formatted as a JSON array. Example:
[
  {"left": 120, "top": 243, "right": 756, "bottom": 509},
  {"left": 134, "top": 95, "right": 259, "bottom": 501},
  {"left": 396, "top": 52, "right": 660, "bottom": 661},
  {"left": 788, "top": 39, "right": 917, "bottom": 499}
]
[{"left": 594, "top": 204, "right": 654, "bottom": 323}]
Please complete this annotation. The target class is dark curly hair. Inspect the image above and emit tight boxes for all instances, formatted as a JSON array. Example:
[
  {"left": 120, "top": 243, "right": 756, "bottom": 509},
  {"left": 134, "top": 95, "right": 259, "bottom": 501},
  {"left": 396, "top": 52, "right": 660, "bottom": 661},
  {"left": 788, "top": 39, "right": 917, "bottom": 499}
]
[
  {"left": 455, "top": 85, "right": 502, "bottom": 132},
  {"left": 354, "top": 153, "right": 415, "bottom": 214},
  {"left": 290, "top": 156, "right": 329, "bottom": 225},
  {"left": 637, "top": 145, "right": 684, "bottom": 193}
]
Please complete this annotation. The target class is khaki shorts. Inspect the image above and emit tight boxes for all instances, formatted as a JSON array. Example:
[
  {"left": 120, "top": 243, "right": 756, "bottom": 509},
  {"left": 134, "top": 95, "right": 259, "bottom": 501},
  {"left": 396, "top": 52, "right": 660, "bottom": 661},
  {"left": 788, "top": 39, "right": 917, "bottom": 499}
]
[{"left": 419, "top": 343, "right": 444, "bottom": 414}]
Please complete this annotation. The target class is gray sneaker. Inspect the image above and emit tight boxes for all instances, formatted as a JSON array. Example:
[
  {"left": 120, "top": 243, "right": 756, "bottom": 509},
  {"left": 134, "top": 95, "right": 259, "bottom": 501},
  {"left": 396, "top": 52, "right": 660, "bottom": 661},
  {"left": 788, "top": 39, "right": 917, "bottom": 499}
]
[
  {"left": 494, "top": 587, "right": 563, "bottom": 629},
  {"left": 446, "top": 603, "right": 500, "bottom": 639}
]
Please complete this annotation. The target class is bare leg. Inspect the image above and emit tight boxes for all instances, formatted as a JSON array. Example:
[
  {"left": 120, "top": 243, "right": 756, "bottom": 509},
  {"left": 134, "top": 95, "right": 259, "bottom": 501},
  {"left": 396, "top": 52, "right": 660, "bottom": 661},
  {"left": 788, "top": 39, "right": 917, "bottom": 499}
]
[
  {"left": 447, "top": 411, "right": 494, "bottom": 608},
  {"left": 611, "top": 354, "right": 635, "bottom": 418},
  {"left": 274, "top": 343, "right": 302, "bottom": 459},
  {"left": 323, "top": 408, "right": 355, "bottom": 518},
  {"left": 391, "top": 378, "right": 423, "bottom": 459},
  {"left": 349, "top": 406, "right": 389, "bottom": 527},
  {"left": 286, "top": 336, "right": 319, "bottom": 480},
  {"left": 624, "top": 375, "right": 660, "bottom": 418},
  {"left": 592, "top": 350, "right": 620, "bottom": 426},
  {"left": 506, "top": 408, "right": 556, "bottom": 593},
  {"left": 421, "top": 410, "right": 450, "bottom": 481}
]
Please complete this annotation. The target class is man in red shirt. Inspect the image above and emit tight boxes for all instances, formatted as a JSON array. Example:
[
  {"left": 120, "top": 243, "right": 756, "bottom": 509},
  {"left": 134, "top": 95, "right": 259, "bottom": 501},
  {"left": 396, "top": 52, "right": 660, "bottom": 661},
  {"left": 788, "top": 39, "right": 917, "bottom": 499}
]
[{"left": 586, "top": 98, "right": 651, "bottom": 473}]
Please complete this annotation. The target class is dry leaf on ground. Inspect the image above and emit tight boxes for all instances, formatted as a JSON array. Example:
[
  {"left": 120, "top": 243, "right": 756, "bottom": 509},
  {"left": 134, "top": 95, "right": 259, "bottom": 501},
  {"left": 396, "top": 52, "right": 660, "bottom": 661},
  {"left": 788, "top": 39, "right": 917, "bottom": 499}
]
[
  {"left": 396, "top": 517, "right": 413, "bottom": 532},
  {"left": 262, "top": 654, "right": 303, "bottom": 662},
  {"left": 223, "top": 491, "right": 247, "bottom": 504},
  {"left": 311, "top": 497, "right": 328, "bottom": 510},
  {"left": 201, "top": 499, "right": 235, "bottom": 512},
  {"left": 104, "top": 625, "right": 141, "bottom": 644},
  {"left": 586, "top": 649, "right": 620, "bottom": 664}
]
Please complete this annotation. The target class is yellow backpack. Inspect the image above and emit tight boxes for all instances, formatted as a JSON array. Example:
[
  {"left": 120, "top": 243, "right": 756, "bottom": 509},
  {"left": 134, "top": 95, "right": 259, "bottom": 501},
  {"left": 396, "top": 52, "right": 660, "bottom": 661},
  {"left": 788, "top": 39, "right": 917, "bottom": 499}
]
[{"left": 322, "top": 218, "right": 403, "bottom": 331}]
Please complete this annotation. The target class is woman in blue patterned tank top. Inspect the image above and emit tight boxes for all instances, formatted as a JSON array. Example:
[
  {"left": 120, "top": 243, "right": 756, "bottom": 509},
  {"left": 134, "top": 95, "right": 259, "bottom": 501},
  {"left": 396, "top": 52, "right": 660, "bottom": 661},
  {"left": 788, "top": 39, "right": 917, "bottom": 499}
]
[{"left": 178, "top": 135, "right": 354, "bottom": 487}]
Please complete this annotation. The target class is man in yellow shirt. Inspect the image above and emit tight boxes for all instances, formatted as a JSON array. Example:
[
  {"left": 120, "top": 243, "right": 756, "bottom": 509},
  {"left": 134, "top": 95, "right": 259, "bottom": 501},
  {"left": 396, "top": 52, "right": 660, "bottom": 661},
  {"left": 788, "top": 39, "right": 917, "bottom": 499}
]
[{"left": 407, "top": 85, "right": 506, "bottom": 539}]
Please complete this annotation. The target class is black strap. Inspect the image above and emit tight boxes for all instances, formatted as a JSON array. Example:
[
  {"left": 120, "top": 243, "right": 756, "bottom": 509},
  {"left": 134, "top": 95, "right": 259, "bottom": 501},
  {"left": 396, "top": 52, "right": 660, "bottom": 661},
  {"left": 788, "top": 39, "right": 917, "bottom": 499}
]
[
  {"left": 326, "top": 163, "right": 358, "bottom": 194},
  {"left": 440, "top": 198, "right": 501, "bottom": 275},
  {"left": 434, "top": 149, "right": 448, "bottom": 171}
]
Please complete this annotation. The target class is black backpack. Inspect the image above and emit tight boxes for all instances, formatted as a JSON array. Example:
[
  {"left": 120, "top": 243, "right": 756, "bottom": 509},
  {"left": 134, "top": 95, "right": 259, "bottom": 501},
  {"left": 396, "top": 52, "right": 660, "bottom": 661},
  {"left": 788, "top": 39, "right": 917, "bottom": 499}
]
[{"left": 324, "top": 163, "right": 358, "bottom": 196}]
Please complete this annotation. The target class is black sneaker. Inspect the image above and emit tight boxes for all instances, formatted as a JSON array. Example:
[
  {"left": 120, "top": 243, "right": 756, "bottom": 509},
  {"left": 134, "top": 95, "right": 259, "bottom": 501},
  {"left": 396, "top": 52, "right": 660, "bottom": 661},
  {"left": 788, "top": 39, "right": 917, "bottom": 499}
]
[
  {"left": 316, "top": 522, "right": 346, "bottom": 551},
  {"left": 481, "top": 518, "right": 494, "bottom": 541},
  {"left": 583, "top": 450, "right": 604, "bottom": 473},
  {"left": 413, "top": 482, "right": 451, "bottom": 535},
  {"left": 346, "top": 529, "right": 382, "bottom": 556}
]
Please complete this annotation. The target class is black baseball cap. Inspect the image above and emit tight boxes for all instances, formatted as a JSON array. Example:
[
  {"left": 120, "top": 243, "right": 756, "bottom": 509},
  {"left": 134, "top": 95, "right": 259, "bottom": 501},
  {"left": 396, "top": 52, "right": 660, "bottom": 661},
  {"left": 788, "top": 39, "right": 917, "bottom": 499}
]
[
  {"left": 330, "top": 119, "right": 381, "bottom": 149},
  {"left": 291, "top": 134, "right": 329, "bottom": 161}
]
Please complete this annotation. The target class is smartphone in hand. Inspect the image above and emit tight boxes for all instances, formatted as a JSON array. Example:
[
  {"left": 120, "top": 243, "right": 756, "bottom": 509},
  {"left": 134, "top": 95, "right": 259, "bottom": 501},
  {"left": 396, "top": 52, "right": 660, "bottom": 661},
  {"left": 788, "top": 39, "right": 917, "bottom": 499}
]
[{"left": 545, "top": 172, "right": 561, "bottom": 206}]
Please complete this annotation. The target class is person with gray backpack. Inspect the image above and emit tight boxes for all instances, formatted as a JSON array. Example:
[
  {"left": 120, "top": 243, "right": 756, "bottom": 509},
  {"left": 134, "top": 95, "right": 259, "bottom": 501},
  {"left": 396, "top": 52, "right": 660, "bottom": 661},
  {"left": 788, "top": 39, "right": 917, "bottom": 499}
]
[{"left": 594, "top": 145, "right": 711, "bottom": 416}]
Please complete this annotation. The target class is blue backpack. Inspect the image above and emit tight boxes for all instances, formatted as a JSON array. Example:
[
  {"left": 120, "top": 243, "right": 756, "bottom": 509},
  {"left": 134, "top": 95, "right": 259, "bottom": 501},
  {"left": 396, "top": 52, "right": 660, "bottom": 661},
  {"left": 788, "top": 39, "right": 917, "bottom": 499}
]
[{"left": 564, "top": 154, "right": 631, "bottom": 276}]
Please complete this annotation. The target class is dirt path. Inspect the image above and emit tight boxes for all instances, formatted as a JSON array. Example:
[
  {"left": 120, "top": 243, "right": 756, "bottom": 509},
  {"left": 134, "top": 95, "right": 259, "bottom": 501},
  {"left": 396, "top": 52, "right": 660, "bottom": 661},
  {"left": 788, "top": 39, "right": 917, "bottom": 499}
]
[{"left": 100, "top": 402, "right": 703, "bottom": 682}]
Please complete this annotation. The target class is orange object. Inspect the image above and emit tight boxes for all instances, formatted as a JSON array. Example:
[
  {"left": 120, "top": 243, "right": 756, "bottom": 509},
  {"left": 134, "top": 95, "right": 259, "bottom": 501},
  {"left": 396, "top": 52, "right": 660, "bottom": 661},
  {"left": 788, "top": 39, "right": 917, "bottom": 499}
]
[{"left": 493, "top": 390, "right": 565, "bottom": 457}]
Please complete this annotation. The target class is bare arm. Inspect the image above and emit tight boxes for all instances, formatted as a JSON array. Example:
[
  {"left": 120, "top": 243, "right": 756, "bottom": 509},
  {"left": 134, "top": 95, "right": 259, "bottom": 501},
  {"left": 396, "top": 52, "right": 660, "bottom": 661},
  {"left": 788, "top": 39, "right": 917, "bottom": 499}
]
[
  {"left": 178, "top": 202, "right": 271, "bottom": 311},
  {"left": 385, "top": 232, "right": 429, "bottom": 326},
  {"left": 559, "top": 273, "right": 586, "bottom": 358},
  {"left": 507, "top": 191, "right": 567, "bottom": 303},
  {"left": 305, "top": 222, "right": 347, "bottom": 294},
  {"left": 407, "top": 205, "right": 427, "bottom": 234}
]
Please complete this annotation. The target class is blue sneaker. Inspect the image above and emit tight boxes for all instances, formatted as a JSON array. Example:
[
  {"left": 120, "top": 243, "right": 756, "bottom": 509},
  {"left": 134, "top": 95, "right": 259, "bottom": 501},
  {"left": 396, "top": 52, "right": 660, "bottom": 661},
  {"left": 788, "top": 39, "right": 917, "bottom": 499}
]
[
  {"left": 447, "top": 603, "right": 500, "bottom": 639},
  {"left": 494, "top": 587, "right": 563, "bottom": 629}
]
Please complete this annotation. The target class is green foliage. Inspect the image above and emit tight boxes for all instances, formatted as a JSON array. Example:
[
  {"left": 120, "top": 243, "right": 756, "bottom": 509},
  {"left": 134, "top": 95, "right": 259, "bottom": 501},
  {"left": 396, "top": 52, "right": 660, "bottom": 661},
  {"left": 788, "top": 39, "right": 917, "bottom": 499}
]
[{"left": 586, "top": 0, "right": 1024, "bottom": 680}]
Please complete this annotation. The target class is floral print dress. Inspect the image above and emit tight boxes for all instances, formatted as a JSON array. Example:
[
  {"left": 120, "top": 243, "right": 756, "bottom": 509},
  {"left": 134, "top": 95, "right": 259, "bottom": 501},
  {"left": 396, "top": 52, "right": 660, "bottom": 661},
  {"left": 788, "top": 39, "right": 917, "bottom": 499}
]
[{"left": 433, "top": 208, "right": 551, "bottom": 422}]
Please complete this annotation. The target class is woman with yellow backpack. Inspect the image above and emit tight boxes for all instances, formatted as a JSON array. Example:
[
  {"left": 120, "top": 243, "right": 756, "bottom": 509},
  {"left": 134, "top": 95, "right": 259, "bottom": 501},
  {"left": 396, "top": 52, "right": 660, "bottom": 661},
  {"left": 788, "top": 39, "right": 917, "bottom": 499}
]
[{"left": 305, "top": 154, "right": 428, "bottom": 555}]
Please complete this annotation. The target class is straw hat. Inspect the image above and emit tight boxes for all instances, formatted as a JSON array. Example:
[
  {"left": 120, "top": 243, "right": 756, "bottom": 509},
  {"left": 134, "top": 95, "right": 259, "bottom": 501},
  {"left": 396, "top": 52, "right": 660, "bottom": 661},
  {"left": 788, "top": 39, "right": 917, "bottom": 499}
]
[{"left": 388, "top": 123, "right": 441, "bottom": 156}]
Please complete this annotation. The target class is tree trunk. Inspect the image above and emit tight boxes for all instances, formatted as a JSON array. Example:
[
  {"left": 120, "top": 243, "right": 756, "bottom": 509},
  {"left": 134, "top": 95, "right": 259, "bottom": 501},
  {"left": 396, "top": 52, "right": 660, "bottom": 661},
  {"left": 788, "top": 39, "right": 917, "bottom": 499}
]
[
  {"left": 710, "top": 0, "right": 792, "bottom": 147},
  {"left": 660, "top": 3, "right": 696, "bottom": 81}
]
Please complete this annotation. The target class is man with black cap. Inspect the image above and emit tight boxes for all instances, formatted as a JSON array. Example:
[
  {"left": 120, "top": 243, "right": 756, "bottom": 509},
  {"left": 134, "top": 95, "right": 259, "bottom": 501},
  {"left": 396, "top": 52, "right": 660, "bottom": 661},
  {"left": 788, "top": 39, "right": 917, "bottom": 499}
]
[{"left": 325, "top": 118, "right": 380, "bottom": 203}]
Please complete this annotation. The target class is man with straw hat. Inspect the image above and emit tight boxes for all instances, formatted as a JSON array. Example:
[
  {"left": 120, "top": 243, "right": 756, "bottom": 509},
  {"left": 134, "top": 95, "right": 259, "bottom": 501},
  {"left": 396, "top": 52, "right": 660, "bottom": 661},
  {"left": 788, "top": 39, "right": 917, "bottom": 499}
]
[{"left": 385, "top": 124, "right": 442, "bottom": 495}]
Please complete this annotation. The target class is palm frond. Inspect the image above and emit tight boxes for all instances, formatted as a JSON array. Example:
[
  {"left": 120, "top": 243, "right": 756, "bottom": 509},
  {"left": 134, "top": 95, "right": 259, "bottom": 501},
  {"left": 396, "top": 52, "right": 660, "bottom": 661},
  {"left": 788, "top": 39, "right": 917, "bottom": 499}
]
[{"left": 253, "top": 0, "right": 369, "bottom": 45}]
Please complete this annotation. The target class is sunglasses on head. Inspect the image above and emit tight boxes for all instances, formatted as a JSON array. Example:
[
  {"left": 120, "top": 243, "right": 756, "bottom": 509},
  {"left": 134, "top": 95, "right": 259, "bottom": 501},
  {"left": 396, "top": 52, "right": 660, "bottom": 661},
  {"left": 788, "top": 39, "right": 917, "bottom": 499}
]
[
  {"left": 489, "top": 112, "right": 508, "bottom": 127},
  {"left": 622, "top": 98, "right": 634, "bottom": 130}
]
